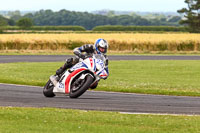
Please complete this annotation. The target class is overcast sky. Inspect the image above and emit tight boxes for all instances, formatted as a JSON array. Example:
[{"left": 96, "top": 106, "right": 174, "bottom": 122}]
[{"left": 0, "top": 0, "right": 186, "bottom": 12}]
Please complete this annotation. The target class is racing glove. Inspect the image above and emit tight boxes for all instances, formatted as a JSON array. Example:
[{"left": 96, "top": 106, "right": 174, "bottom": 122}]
[{"left": 78, "top": 54, "right": 86, "bottom": 59}]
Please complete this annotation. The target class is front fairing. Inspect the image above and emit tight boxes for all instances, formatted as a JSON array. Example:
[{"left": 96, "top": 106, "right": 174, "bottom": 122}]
[
  {"left": 69, "top": 54, "right": 106, "bottom": 73},
  {"left": 92, "top": 54, "right": 108, "bottom": 79}
]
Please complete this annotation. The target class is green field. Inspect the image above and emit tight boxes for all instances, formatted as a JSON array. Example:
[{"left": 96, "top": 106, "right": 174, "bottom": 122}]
[
  {"left": 0, "top": 60, "right": 200, "bottom": 96},
  {"left": 0, "top": 107, "right": 200, "bottom": 133}
]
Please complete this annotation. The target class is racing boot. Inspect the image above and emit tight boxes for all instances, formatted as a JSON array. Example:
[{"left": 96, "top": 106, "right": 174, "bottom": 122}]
[
  {"left": 56, "top": 58, "right": 74, "bottom": 76},
  {"left": 50, "top": 75, "right": 59, "bottom": 86}
]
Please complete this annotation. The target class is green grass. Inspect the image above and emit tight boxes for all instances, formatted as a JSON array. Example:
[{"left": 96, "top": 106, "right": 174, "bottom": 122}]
[
  {"left": 101, "top": 60, "right": 200, "bottom": 96},
  {"left": 0, "top": 107, "right": 200, "bottom": 133},
  {"left": 0, "top": 61, "right": 200, "bottom": 96}
]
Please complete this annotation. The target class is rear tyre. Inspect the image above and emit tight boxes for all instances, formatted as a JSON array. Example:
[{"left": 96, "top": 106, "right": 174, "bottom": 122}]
[
  {"left": 43, "top": 80, "right": 55, "bottom": 97},
  {"left": 69, "top": 75, "right": 94, "bottom": 98}
]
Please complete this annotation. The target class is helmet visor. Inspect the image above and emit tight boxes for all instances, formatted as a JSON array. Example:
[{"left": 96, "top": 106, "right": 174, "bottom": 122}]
[{"left": 98, "top": 46, "right": 106, "bottom": 53}]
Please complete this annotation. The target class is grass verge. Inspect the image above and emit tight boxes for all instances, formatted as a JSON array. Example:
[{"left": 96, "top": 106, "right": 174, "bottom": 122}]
[
  {"left": 0, "top": 107, "right": 200, "bottom": 133},
  {"left": 0, "top": 61, "right": 200, "bottom": 96}
]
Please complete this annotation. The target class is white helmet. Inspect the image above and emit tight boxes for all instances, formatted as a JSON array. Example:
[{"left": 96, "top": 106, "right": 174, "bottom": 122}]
[{"left": 94, "top": 39, "right": 108, "bottom": 54}]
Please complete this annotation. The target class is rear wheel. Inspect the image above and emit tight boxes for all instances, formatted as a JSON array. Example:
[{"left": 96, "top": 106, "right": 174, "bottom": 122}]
[
  {"left": 69, "top": 75, "right": 94, "bottom": 98},
  {"left": 43, "top": 80, "right": 55, "bottom": 97}
]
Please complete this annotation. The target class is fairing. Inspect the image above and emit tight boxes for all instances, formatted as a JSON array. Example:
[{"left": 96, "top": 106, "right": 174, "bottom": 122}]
[{"left": 54, "top": 54, "right": 108, "bottom": 94}]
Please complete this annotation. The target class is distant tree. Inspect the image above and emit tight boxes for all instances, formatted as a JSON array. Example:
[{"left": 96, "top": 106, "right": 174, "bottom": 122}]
[
  {"left": 0, "top": 15, "right": 8, "bottom": 26},
  {"left": 8, "top": 10, "right": 21, "bottom": 16},
  {"left": 107, "top": 10, "right": 115, "bottom": 17},
  {"left": 0, "top": 19, "right": 7, "bottom": 26},
  {"left": 0, "top": 16, "right": 7, "bottom": 33},
  {"left": 9, "top": 10, "right": 22, "bottom": 21},
  {"left": 8, "top": 19, "right": 15, "bottom": 26},
  {"left": 160, "top": 17, "right": 167, "bottom": 22},
  {"left": 178, "top": 0, "right": 200, "bottom": 32},
  {"left": 17, "top": 18, "right": 33, "bottom": 29},
  {"left": 168, "top": 16, "right": 182, "bottom": 23},
  {"left": 129, "top": 12, "right": 140, "bottom": 18}
]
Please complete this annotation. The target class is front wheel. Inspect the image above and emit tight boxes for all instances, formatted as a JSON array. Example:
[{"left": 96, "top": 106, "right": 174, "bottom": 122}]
[
  {"left": 43, "top": 80, "right": 55, "bottom": 97},
  {"left": 69, "top": 75, "right": 94, "bottom": 98}
]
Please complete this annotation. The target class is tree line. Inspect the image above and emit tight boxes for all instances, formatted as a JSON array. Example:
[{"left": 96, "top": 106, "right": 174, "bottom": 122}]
[{"left": 1, "top": 9, "right": 181, "bottom": 30}]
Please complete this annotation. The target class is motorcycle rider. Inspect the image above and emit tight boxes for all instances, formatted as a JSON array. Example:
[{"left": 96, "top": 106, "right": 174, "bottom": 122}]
[{"left": 51, "top": 38, "right": 109, "bottom": 89}]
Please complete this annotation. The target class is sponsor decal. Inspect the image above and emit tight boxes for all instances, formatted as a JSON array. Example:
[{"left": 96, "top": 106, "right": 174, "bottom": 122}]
[{"left": 59, "top": 83, "right": 64, "bottom": 88}]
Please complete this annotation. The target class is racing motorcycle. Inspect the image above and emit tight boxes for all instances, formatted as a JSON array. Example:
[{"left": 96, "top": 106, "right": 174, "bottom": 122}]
[{"left": 43, "top": 54, "right": 108, "bottom": 98}]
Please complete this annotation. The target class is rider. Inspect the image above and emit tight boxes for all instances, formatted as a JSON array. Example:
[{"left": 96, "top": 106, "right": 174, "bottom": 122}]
[{"left": 51, "top": 38, "right": 109, "bottom": 89}]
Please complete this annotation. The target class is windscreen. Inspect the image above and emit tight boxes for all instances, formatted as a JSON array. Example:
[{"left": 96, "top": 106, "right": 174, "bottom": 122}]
[{"left": 93, "top": 54, "right": 106, "bottom": 63}]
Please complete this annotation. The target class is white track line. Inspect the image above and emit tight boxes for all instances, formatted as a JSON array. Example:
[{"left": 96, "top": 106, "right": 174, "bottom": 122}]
[{"left": 119, "top": 112, "right": 199, "bottom": 116}]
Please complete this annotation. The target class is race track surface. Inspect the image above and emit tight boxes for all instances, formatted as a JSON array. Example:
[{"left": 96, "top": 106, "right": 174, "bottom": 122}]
[
  {"left": 1, "top": 55, "right": 200, "bottom": 115},
  {"left": 1, "top": 84, "right": 200, "bottom": 115},
  {"left": 1, "top": 55, "right": 200, "bottom": 63}
]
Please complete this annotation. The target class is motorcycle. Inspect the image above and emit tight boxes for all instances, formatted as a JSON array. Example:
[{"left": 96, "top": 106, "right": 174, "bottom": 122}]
[{"left": 43, "top": 54, "right": 108, "bottom": 98}]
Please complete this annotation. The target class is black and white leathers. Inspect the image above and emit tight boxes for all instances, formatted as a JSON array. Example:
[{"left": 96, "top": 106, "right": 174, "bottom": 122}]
[{"left": 73, "top": 44, "right": 109, "bottom": 75}]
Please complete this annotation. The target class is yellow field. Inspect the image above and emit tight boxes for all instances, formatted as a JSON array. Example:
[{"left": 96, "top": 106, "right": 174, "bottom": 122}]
[
  {"left": 0, "top": 33, "right": 200, "bottom": 53},
  {"left": 0, "top": 33, "right": 200, "bottom": 42}
]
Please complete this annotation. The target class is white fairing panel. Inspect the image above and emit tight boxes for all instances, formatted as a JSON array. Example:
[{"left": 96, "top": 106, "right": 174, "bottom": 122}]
[{"left": 53, "top": 71, "right": 70, "bottom": 94}]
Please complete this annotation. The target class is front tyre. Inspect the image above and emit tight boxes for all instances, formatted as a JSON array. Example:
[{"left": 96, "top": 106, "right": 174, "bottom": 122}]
[
  {"left": 69, "top": 75, "right": 94, "bottom": 98},
  {"left": 43, "top": 80, "right": 55, "bottom": 97}
]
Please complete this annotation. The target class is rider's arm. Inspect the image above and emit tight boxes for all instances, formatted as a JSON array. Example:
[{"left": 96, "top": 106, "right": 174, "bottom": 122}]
[
  {"left": 73, "top": 47, "right": 82, "bottom": 57},
  {"left": 73, "top": 44, "right": 94, "bottom": 58}
]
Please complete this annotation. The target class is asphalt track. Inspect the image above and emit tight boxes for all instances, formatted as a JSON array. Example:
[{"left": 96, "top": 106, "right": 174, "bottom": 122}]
[
  {"left": 1, "top": 83, "right": 200, "bottom": 115},
  {"left": 0, "top": 55, "right": 200, "bottom": 115},
  {"left": 1, "top": 55, "right": 200, "bottom": 63}
]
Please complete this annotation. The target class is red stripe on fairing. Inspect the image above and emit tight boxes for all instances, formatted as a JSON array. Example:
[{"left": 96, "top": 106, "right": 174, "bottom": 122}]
[
  {"left": 65, "top": 68, "right": 86, "bottom": 94},
  {"left": 100, "top": 74, "right": 108, "bottom": 77},
  {"left": 89, "top": 58, "right": 93, "bottom": 68}
]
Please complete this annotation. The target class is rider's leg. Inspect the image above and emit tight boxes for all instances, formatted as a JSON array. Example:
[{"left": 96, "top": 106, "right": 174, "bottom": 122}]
[
  {"left": 51, "top": 57, "right": 79, "bottom": 86},
  {"left": 56, "top": 57, "right": 79, "bottom": 76}
]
